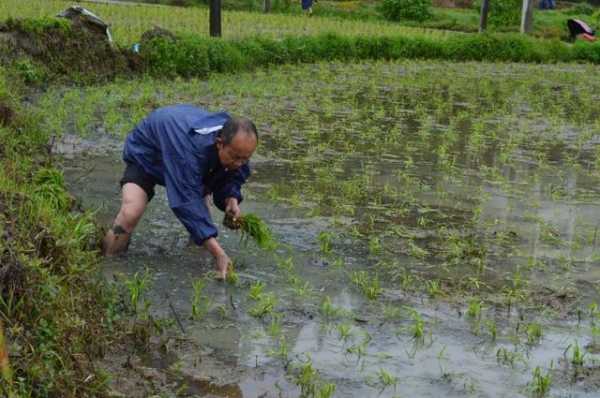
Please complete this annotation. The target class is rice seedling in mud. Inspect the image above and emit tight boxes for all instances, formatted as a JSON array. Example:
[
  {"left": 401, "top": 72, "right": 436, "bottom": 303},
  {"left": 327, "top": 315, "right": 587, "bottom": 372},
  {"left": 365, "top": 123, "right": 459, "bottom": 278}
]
[
  {"left": 485, "top": 319, "right": 498, "bottom": 342},
  {"left": 530, "top": 366, "right": 552, "bottom": 397},
  {"left": 496, "top": 347, "right": 527, "bottom": 368},
  {"left": 567, "top": 341, "right": 586, "bottom": 367},
  {"left": 319, "top": 296, "right": 349, "bottom": 320},
  {"left": 525, "top": 322, "right": 543, "bottom": 345},
  {"left": 409, "top": 310, "right": 426, "bottom": 344},
  {"left": 336, "top": 323, "right": 354, "bottom": 343},
  {"left": 190, "top": 278, "right": 211, "bottom": 320},
  {"left": 317, "top": 231, "right": 334, "bottom": 255},
  {"left": 351, "top": 271, "right": 382, "bottom": 300},
  {"left": 248, "top": 280, "right": 266, "bottom": 301},
  {"left": 268, "top": 335, "right": 290, "bottom": 365},
  {"left": 123, "top": 268, "right": 152, "bottom": 318},
  {"left": 291, "top": 357, "right": 336, "bottom": 398},
  {"left": 249, "top": 293, "right": 277, "bottom": 318}
]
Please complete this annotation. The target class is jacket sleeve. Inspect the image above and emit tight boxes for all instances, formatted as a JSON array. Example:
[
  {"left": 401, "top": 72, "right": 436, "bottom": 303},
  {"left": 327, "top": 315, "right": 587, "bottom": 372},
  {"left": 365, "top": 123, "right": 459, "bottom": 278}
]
[
  {"left": 212, "top": 164, "right": 251, "bottom": 212},
  {"left": 163, "top": 153, "right": 218, "bottom": 246}
]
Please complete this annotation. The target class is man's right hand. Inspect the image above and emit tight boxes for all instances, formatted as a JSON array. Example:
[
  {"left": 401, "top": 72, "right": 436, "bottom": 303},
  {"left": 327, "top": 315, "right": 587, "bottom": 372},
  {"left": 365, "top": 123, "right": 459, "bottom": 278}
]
[
  {"left": 204, "top": 237, "right": 230, "bottom": 280},
  {"left": 215, "top": 253, "right": 231, "bottom": 280}
]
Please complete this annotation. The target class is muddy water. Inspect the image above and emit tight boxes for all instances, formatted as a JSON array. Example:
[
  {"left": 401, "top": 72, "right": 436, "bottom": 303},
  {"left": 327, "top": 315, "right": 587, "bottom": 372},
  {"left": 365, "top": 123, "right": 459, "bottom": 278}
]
[
  {"left": 63, "top": 141, "right": 600, "bottom": 397},
  {"left": 49, "top": 57, "right": 600, "bottom": 398}
]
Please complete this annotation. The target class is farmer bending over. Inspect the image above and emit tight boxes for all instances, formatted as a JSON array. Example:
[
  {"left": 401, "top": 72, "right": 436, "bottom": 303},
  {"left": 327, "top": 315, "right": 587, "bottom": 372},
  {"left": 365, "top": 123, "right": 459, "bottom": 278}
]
[{"left": 102, "top": 104, "right": 258, "bottom": 280}]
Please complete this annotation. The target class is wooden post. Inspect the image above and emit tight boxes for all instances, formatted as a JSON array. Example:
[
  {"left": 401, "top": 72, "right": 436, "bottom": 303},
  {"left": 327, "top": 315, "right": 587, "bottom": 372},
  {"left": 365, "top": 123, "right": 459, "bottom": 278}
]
[
  {"left": 210, "top": 0, "right": 222, "bottom": 37},
  {"left": 264, "top": 0, "right": 272, "bottom": 13},
  {"left": 479, "top": 0, "right": 490, "bottom": 33},
  {"left": 520, "top": 0, "right": 534, "bottom": 34}
]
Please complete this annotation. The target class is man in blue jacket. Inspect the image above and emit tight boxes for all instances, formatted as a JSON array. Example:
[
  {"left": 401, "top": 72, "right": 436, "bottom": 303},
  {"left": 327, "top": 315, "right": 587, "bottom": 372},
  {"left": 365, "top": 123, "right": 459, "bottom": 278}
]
[{"left": 102, "top": 104, "right": 257, "bottom": 280}]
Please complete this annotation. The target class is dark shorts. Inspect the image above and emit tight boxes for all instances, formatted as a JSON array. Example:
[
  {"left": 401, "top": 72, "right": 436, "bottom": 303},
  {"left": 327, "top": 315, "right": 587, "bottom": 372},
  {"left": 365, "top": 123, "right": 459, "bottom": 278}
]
[{"left": 120, "top": 162, "right": 158, "bottom": 201}]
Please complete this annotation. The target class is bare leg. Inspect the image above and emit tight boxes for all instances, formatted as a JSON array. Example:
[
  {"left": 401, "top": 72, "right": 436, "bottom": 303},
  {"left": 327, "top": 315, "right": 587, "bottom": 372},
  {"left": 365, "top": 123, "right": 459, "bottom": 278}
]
[{"left": 102, "top": 183, "right": 148, "bottom": 256}]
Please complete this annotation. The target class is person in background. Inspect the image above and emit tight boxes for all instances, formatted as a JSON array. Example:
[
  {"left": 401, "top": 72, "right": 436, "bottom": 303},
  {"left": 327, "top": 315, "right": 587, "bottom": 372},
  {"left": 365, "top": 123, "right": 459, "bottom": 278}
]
[{"left": 302, "top": 0, "right": 314, "bottom": 15}]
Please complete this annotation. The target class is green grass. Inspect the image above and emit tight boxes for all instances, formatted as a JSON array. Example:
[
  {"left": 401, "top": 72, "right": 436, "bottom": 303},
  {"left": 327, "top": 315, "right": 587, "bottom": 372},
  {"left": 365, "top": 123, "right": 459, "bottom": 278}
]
[
  {"left": 1, "top": 0, "right": 454, "bottom": 45},
  {"left": 0, "top": 57, "right": 149, "bottom": 398}
]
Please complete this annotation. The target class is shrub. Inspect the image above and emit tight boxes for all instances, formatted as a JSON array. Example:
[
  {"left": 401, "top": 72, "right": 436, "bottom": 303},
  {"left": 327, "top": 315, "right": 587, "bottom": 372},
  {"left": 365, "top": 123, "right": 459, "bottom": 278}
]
[
  {"left": 13, "top": 59, "right": 46, "bottom": 84},
  {"left": 380, "top": 0, "right": 433, "bottom": 22},
  {"left": 565, "top": 3, "right": 594, "bottom": 16},
  {"left": 139, "top": 31, "right": 600, "bottom": 77},
  {"left": 474, "top": 0, "right": 521, "bottom": 27}
]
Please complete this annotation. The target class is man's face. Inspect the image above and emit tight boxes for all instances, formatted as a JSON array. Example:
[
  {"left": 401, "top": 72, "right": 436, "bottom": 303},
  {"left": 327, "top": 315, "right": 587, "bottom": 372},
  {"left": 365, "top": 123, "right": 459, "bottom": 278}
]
[{"left": 216, "top": 131, "right": 257, "bottom": 171}]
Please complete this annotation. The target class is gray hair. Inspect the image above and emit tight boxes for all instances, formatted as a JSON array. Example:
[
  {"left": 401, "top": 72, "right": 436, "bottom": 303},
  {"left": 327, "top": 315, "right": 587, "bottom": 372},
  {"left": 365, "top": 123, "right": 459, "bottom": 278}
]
[{"left": 219, "top": 117, "right": 258, "bottom": 145}]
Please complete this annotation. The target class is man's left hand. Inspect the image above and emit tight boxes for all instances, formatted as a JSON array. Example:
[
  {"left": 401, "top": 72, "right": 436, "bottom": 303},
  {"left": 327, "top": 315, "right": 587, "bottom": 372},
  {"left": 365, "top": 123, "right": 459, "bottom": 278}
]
[{"left": 225, "top": 197, "right": 241, "bottom": 220}]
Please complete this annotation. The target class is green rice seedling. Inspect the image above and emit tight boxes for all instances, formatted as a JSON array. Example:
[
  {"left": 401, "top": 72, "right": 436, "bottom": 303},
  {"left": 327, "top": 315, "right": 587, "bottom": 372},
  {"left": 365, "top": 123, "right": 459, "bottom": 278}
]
[
  {"left": 317, "top": 384, "right": 336, "bottom": 398},
  {"left": 485, "top": 320, "right": 497, "bottom": 342},
  {"left": 351, "top": 271, "right": 382, "bottom": 300},
  {"left": 426, "top": 280, "right": 443, "bottom": 298},
  {"left": 496, "top": 347, "right": 523, "bottom": 368},
  {"left": 225, "top": 262, "right": 240, "bottom": 286},
  {"left": 268, "top": 335, "right": 289, "bottom": 364},
  {"left": 412, "top": 313, "right": 425, "bottom": 343},
  {"left": 526, "top": 323, "right": 543, "bottom": 345},
  {"left": 277, "top": 256, "right": 295, "bottom": 273},
  {"left": 288, "top": 275, "right": 313, "bottom": 299},
  {"left": 530, "top": 366, "right": 552, "bottom": 397},
  {"left": 368, "top": 236, "right": 382, "bottom": 255},
  {"left": 268, "top": 314, "right": 282, "bottom": 338},
  {"left": 216, "top": 304, "right": 228, "bottom": 320},
  {"left": 249, "top": 293, "right": 277, "bottom": 318},
  {"left": 294, "top": 358, "right": 318, "bottom": 396},
  {"left": 466, "top": 298, "right": 482, "bottom": 319},
  {"left": 590, "top": 302, "right": 598, "bottom": 325},
  {"left": 191, "top": 278, "right": 210, "bottom": 320},
  {"left": 408, "top": 240, "right": 428, "bottom": 259},
  {"left": 336, "top": 323, "right": 353, "bottom": 343},
  {"left": 568, "top": 341, "right": 585, "bottom": 367},
  {"left": 376, "top": 368, "right": 398, "bottom": 392},
  {"left": 318, "top": 231, "right": 334, "bottom": 255},
  {"left": 124, "top": 268, "right": 152, "bottom": 316},
  {"left": 332, "top": 257, "right": 345, "bottom": 269},
  {"left": 320, "top": 296, "right": 341, "bottom": 320},
  {"left": 248, "top": 280, "right": 265, "bottom": 301},
  {"left": 225, "top": 213, "right": 276, "bottom": 250}
]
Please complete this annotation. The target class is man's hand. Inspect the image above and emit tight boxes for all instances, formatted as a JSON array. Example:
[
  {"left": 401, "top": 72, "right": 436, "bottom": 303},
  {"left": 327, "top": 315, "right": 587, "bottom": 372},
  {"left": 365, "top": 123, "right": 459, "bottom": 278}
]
[
  {"left": 215, "top": 253, "right": 231, "bottom": 280},
  {"left": 225, "top": 197, "right": 241, "bottom": 221},
  {"left": 204, "top": 237, "right": 230, "bottom": 280}
]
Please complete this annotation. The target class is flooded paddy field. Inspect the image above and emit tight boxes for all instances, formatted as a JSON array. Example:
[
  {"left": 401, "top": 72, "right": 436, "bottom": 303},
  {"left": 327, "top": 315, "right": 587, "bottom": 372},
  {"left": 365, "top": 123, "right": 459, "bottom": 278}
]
[{"left": 44, "top": 60, "right": 600, "bottom": 397}]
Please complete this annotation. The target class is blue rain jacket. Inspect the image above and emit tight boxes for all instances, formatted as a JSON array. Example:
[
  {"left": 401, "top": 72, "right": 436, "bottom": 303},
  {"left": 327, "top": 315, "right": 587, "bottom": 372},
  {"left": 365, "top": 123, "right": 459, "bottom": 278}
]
[{"left": 123, "top": 104, "right": 251, "bottom": 245}]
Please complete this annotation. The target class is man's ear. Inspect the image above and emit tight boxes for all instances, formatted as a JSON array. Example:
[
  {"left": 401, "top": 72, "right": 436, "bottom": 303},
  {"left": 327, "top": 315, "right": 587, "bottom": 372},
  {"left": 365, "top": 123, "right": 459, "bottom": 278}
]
[{"left": 215, "top": 136, "right": 223, "bottom": 149}]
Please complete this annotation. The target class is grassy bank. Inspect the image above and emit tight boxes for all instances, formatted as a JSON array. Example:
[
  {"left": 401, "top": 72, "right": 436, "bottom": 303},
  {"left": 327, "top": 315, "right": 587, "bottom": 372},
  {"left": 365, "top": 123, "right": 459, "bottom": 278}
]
[{"left": 0, "top": 64, "right": 126, "bottom": 397}]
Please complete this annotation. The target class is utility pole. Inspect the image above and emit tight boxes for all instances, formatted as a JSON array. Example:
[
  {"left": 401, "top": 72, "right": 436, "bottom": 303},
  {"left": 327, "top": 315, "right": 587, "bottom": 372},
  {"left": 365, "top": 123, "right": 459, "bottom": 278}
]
[
  {"left": 210, "top": 0, "right": 222, "bottom": 37},
  {"left": 520, "top": 0, "right": 534, "bottom": 33},
  {"left": 479, "top": 0, "right": 490, "bottom": 32}
]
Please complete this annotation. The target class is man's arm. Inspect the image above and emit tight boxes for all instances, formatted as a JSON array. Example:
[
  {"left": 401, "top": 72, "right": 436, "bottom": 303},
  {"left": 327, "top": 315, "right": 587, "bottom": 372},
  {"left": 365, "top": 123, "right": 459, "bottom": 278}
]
[
  {"left": 212, "top": 164, "right": 251, "bottom": 213},
  {"left": 161, "top": 151, "right": 231, "bottom": 278}
]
